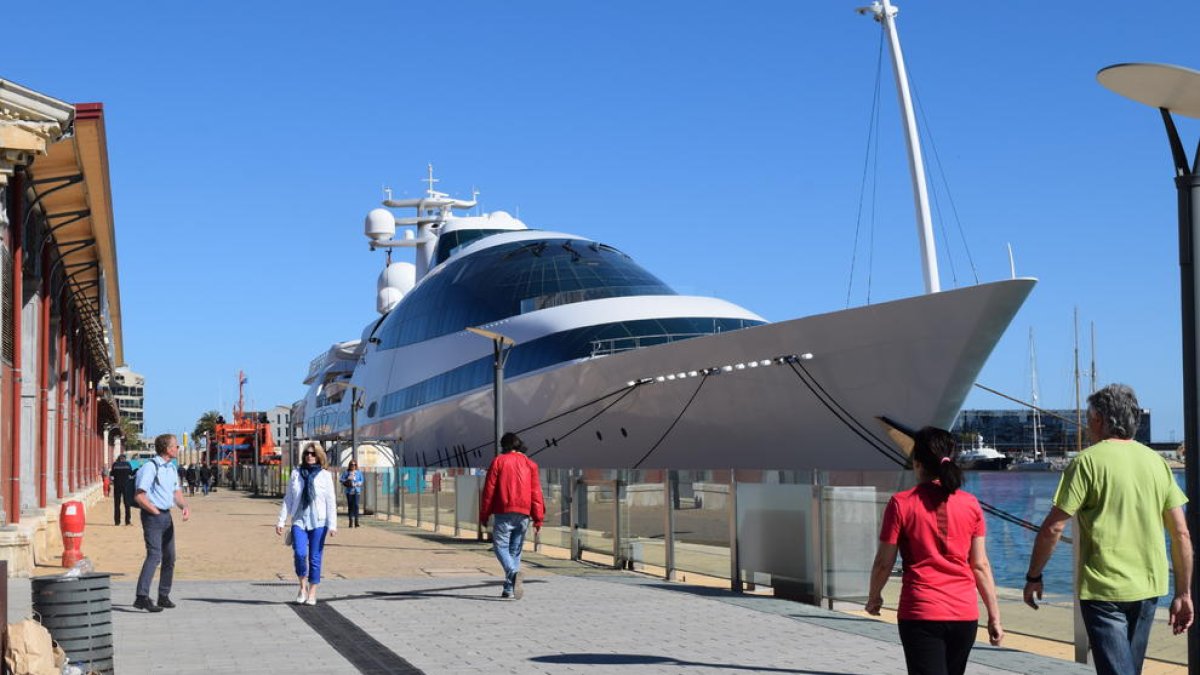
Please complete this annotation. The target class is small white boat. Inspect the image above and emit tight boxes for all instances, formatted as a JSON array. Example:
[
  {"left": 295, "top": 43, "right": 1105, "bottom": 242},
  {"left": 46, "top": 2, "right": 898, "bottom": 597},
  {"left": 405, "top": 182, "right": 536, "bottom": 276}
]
[{"left": 958, "top": 435, "right": 1012, "bottom": 471}]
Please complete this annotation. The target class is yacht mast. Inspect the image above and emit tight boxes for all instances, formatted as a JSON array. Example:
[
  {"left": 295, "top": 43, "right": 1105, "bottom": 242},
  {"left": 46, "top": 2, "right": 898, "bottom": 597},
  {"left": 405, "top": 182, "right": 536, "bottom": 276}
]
[
  {"left": 1074, "top": 307, "right": 1083, "bottom": 453},
  {"left": 1029, "top": 327, "right": 1042, "bottom": 459},
  {"left": 859, "top": 0, "right": 941, "bottom": 294}
]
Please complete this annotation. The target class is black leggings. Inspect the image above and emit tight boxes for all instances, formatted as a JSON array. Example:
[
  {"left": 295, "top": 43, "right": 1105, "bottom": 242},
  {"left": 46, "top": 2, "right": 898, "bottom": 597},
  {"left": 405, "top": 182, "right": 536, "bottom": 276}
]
[{"left": 897, "top": 620, "right": 977, "bottom": 675}]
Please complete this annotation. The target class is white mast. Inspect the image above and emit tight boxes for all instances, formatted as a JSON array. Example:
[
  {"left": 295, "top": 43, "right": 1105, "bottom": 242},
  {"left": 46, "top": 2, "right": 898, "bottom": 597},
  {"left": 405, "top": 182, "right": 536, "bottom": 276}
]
[
  {"left": 1029, "top": 327, "right": 1042, "bottom": 460},
  {"left": 859, "top": 0, "right": 941, "bottom": 294}
]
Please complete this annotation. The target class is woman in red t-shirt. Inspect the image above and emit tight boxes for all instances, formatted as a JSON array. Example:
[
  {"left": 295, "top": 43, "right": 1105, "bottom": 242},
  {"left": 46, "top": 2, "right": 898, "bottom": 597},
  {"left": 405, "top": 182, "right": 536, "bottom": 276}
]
[{"left": 865, "top": 426, "right": 1003, "bottom": 675}]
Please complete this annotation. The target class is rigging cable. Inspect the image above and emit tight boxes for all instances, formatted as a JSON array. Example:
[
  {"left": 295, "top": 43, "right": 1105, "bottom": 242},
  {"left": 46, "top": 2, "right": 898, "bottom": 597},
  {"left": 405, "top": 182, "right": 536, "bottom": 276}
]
[
  {"left": 631, "top": 373, "right": 711, "bottom": 469},
  {"left": 785, "top": 359, "right": 908, "bottom": 465},
  {"left": 786, "top": 360, "right": 1060, "bottom": 540},
  {"left": 425, "top": 381, "right": 640, "bottom": 467},
  {"left": 848, "top": 29, "right": 888, "bottom": 308},
  {"left": 912, "top": 82, "right": 980, "bottom": 285},
  {"left": 973, "top": 383, "right": 1081, "bottom": 427},
  {"left": 525, "top": 384, "right": 642, "bottom": 461}
]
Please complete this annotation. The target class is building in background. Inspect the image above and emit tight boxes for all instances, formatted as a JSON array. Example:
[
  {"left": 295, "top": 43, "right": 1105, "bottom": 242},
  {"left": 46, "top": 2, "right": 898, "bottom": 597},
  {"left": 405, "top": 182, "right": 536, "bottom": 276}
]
[
  {"left": 102, "top": 366, "right": 144, "bottom": 435},
  {"left": 269, "top": 404, "right": 291, "bottom": 451},
  {"left": 952, "top": 408, "right": 1152, "bottom": 456}
]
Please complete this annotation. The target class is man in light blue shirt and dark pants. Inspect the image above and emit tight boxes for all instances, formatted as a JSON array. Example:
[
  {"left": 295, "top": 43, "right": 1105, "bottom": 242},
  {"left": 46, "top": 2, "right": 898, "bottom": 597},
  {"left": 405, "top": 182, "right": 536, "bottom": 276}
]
[{"left": 132, "top": 434, "right": 191, "bottom": 612}]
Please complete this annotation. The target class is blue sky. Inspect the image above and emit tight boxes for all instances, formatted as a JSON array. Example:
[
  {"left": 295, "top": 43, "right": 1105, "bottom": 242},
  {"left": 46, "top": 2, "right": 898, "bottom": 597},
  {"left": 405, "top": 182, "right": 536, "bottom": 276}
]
[{"left": 6, "top": 1, "right": 1198, "bottom": 442}]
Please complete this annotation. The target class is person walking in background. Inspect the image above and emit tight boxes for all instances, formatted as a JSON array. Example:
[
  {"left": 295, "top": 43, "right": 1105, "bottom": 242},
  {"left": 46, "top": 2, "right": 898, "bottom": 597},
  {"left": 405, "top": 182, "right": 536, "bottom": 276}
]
[
  {"left": 277, "top": 442, "right": 337, "bottom": 605},
  {"left": 132, "top": 434, "right": 190, "bottom": 612},
  {"left": 198, "top": 463, "right": 210, "bottom": 496},
  {"left": 866, "top": 426, "right": 1003, "bottom": 675},
  {"left": 340, "top": 460, "right": 363, "bottom": 528},
  {"left": 1024, "top": 384, "right": 1192, "bottom": 675},
  {"left": 185, "top": 464, "right": 198, "bottom": 496},
  {"left": 109, "top": 453, "right": 135, "bottom": 526},
  {"left": 479, "top": 432, "right": 545, "bottom": 600}
]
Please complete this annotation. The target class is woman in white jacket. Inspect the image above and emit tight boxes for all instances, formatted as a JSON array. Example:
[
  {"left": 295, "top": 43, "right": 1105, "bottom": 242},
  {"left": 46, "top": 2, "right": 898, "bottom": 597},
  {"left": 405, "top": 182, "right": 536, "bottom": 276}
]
[{"left": 276, "top": 442, "right": 337, "bottom": 605}]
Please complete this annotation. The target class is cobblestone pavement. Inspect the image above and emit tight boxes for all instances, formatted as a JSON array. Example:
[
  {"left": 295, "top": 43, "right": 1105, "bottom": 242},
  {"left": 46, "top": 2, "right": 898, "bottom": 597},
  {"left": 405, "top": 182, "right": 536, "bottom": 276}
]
[{"left": 0, "top": 489, "right": 1137, "bottom": 674}]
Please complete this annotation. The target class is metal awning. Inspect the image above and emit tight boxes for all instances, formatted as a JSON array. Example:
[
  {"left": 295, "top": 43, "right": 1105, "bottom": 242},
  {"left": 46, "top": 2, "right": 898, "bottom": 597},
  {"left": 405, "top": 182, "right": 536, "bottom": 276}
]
[{"left": 24, "top": 102, "right": 122, "bottom": 373}]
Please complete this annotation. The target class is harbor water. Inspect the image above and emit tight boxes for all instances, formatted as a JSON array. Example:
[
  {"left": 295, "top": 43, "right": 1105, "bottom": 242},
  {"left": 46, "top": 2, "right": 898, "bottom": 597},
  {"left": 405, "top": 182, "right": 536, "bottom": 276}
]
[{"left": 965, "top": 470, "right": 1185, "bottom": 606}]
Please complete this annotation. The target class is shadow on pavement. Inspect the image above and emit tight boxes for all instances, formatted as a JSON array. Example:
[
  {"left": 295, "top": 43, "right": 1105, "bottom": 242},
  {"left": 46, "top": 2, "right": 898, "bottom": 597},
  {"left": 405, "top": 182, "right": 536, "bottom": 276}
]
[{"left": 530, "top": 653, "right": 849, "bottom": 673}]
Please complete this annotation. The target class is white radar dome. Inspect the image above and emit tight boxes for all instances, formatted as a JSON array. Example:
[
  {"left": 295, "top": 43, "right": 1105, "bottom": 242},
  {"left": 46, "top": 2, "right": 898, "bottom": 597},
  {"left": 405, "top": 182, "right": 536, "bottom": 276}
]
[
  {"left": 365, "top": 208, "right": 396, "bottom": 241},
  {"left": 377, "top": 262, "right": 416, "bottom": 295},
  {"left": 377, "top": 287, "right": 403, "bottom": 314}
]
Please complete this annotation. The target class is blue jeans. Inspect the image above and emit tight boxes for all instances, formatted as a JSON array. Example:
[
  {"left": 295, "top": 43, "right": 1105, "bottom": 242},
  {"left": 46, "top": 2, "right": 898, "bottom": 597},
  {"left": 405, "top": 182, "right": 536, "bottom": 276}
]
[
  {"left": 1080, "top": 598, "right": 1158, "bottom": 675},
  {"left": 491, "top": 513, "right": 530, "bottom": 592},
  {"left": 292, "top": 526, "right": 328, "bottom": 584},
  {"left": 136, "top": 511, "right": 175, "bottom": 598},
  {"left": 346, "top": 493, "right": 360, "bottom": 525}
]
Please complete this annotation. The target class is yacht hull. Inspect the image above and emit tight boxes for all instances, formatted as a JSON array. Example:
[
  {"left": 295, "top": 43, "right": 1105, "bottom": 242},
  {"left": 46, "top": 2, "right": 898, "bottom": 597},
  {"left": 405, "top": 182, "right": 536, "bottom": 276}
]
[{"left": 330, "top": 278, "right": 1034, "bottom": 470}]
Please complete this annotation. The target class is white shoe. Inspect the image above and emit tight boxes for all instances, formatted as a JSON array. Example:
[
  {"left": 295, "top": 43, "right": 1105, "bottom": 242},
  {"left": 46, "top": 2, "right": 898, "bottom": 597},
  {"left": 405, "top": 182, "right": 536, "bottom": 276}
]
[
  {"left": 305, "top": 595, "right": 317, "bottom": 606},
  {"left": 294, "top": 592, "right": 306, "bottom": 604}
]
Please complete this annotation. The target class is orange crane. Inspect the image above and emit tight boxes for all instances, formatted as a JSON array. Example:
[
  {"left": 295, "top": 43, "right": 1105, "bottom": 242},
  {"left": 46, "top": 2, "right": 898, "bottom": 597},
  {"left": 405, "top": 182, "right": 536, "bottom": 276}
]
[{"left": 213, "top": 371, "right": 278, "bottom": 466}]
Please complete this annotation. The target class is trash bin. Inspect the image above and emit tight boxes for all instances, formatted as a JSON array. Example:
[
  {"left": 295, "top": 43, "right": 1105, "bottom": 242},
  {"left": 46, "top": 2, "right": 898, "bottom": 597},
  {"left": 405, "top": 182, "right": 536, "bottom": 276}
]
[{"left": 31, "top": 572, "right": 113, "bottom": 674}]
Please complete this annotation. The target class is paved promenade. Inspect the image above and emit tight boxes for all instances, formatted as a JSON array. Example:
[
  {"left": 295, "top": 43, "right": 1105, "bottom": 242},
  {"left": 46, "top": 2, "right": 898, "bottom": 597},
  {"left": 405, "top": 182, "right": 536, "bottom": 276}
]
[{"left": 0, "top": 489, "right": 1166, "bottom": 674}]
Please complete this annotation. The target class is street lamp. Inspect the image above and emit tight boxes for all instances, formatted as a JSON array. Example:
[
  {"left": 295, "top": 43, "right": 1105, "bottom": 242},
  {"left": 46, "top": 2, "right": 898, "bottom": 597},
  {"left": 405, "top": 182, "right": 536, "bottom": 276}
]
[
  {"left": 348, "top": 385, "right": 365, "bottom": 466},
  {"left": 1098, "top": 62, "right": 1200, "bottom": 667},
  {"left": 466, "top": 326, "right": 516, "bottom": 458}
]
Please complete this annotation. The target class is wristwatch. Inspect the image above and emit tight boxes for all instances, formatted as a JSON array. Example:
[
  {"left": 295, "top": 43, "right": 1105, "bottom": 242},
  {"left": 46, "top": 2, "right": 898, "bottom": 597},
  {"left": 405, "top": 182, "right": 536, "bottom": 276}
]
[{"left": 1025, "top": 573, "right": 1043, "bottom": 583}]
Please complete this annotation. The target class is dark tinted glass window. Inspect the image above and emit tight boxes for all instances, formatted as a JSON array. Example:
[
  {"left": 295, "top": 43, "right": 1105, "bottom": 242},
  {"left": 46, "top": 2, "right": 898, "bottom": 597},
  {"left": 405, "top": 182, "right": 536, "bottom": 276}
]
[
  {"left": 377, "top": 238, "right": 677, "bottom": 349},
  {"left": 434, "top": 229, "right": 511, "bottom": 265},
  {"left": 378, "top": 317, "right": 764, "bottom": 417}
]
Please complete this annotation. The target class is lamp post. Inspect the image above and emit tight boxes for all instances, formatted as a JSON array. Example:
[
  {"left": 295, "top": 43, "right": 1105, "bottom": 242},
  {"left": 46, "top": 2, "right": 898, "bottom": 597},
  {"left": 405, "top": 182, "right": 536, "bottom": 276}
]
[
  {"left": 349, "top": 385, "right": 364, "bottom": 466},
  {"left": 1098, "top": 62, "right": 1200, "bottom": 668},
  {"left": 466, "top": 327, "right": 516, "bottom": 458}
]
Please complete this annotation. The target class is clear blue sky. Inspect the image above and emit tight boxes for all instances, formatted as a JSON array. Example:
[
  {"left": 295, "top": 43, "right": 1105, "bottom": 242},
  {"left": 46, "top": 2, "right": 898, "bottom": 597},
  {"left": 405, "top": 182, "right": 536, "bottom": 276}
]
[{"left": 6, "top": 1, "right": 1198, "bottom": 442}]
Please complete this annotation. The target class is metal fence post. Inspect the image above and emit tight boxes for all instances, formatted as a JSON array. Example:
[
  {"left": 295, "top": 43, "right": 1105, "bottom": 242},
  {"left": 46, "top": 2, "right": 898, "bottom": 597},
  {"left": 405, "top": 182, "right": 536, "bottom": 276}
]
[
  {"left": 400, "top": 478, "right": 407, "bottom": 524},
  {"left": 664, "top": 470, "right": 676, "bottom": 581},
  {"left": 1073, "top": 525, "right": 1090, "bottom": 664},
  {"left": 729, "top": 469, "right": 742, "bottom": 593},
  {"left": 612, "top": 479, "right": 622, "bottom": 569},
  {"left": 416, "top": 471, "right": 423, "bottom": 528},
  {"left": 570, "top": 476, "right": 581, "bottom": 561},
  {"left": 434, "top": 480, "right": 441, "bottom": 534},
  {"left": 812, "top": 472, "right": 825, "bottom": 608}
]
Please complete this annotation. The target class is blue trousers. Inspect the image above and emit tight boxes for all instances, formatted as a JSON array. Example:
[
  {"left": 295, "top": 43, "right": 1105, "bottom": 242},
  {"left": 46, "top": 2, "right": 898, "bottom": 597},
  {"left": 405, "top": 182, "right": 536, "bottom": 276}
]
[
  {"left": 136, "top": 511, "right": 175, "bottom": 598},
  {"left": 1080, "top": 598, "right": 1158, "bottom": 675},
  {"left": 491, "top": 513, "right": 530, "bottom": 592},
  {"left": 292, "top": 525, "right": 328, "bottom": 584}
]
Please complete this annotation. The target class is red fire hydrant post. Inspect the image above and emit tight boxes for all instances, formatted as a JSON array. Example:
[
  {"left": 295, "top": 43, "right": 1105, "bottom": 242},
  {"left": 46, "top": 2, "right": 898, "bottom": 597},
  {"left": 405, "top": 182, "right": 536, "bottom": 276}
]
[{"left": 60, "top": 500, "right": 85, "bottom": 568}]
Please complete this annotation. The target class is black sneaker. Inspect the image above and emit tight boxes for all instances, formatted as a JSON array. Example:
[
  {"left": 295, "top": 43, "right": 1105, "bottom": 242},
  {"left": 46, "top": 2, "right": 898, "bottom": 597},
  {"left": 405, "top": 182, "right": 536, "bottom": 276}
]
[
  {"left": 156, "top": 596, "right": 176, "bottom": 609},
  {"left": 132, "top": 596, "right": 163, "bottom": 613}
]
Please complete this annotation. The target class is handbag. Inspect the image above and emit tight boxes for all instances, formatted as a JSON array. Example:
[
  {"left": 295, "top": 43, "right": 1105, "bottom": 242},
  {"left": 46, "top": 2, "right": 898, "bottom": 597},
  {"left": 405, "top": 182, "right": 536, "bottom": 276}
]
[{"left": 283, "top": 529, "right": 293, "bottom": 547}]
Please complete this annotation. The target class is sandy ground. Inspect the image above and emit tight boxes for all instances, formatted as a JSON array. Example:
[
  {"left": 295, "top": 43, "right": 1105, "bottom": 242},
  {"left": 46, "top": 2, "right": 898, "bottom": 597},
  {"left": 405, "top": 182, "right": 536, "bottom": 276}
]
[{"left": 41, "top": 487, "right": 499, "bottom": 583}]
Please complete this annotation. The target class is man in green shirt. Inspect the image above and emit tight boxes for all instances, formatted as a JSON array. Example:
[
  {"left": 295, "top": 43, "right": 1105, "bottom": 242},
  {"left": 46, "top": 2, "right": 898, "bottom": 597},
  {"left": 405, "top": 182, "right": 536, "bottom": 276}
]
[{"left": 1024, "top": 384, "right": 1192, "bottom": 675}]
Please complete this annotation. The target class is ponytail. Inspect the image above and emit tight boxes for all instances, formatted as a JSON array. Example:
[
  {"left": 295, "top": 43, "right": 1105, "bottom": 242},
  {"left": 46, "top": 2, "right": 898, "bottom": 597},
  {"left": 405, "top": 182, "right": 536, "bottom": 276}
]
[{"left": 911, "top": 426, "right": 962, "bottom": 494}]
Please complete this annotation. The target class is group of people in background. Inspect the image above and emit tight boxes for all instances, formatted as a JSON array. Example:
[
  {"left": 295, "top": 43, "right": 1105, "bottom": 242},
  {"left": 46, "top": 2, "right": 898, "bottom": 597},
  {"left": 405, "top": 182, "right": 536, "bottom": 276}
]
[{"left": 867, "top": 383, "right": 1192, "bottom": 675}]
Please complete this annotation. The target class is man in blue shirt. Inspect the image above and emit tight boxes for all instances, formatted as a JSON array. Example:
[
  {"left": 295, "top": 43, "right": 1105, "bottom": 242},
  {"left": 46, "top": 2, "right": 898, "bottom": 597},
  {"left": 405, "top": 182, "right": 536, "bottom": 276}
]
[{"left": 132, "top": 434, "right": 191, "bottom": 612}]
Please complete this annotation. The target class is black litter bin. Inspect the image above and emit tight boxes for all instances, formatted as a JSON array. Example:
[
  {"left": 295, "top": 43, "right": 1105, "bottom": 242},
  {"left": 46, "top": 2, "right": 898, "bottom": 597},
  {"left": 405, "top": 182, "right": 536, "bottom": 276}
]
[{"left": 31, "top": 572, "right": 114, "bottom": 674}]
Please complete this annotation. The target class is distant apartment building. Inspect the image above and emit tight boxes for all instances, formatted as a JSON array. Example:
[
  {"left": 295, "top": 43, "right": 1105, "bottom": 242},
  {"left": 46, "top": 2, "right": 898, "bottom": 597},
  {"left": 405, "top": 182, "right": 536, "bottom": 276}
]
[
  {"left": 104, "top": 366, "right": 145, "bottom": 435},
  {"left": 952, "top": 408, "right": 1152, "bottom": 456},
  {"left": 269, "top": 405, "right": 292, "bottom": 449}
]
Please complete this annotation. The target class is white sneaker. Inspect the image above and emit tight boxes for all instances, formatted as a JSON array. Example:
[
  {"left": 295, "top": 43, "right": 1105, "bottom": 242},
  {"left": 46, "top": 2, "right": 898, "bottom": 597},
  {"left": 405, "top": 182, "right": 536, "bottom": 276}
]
[
  {"left": 294, "top": 591, "right": 306, "bottom": 604},
  {"left": 305, "top": 595, "right": 317, "bottom": 606}
]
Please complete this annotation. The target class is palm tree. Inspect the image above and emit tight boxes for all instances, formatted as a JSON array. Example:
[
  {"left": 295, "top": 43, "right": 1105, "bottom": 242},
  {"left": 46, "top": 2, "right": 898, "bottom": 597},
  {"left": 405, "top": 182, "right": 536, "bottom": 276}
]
[
  {"left": 115, "top": 416, "right": 144, "bottom": 451},
  {"left": 193, "top": 410, "right": 221, "bottom": 443}
]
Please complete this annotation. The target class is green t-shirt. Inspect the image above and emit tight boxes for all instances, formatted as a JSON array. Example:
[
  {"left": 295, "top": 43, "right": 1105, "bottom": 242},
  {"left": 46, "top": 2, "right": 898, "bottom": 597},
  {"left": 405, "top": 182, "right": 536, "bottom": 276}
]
[{"left": 1053, "top": 439, "right": 1187, "bottom": 601}]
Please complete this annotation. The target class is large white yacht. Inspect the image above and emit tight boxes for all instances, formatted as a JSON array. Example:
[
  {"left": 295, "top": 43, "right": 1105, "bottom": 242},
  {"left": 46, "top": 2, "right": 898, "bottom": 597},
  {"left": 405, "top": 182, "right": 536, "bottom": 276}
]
[{"left": 296, "top": 1, "right": 1036, "bottom": 471}]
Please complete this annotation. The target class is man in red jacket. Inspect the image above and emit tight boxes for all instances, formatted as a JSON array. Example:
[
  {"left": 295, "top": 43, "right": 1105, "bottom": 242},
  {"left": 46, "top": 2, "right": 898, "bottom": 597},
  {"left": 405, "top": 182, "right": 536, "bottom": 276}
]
[{"left": 479, "top": 432, "right": 545, "bottom": 599}]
